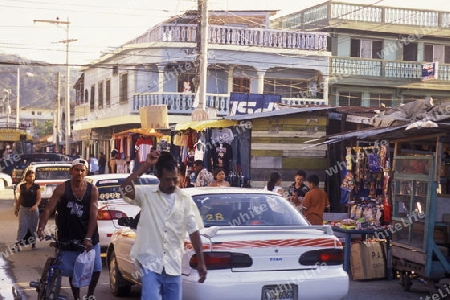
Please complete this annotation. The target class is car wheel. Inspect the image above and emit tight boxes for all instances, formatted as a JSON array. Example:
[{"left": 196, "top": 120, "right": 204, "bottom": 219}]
[{"left": 109, "top": 252, "right": 131, "bottom": 296}]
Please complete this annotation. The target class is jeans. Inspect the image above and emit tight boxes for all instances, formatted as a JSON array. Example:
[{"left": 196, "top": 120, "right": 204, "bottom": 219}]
[{"left": 141, "top": 268, "right": 181, "bottom": 300}]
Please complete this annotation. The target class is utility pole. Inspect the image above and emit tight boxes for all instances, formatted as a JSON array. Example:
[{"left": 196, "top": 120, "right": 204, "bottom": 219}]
[
  {"left": 56, "top": 72, "right": 61, "bottom": 152},
  {"left": 192, "top": 0, "right": 209, "bottom": 121},
  {"left": 16, "top": 68, "right": 20, "bottom": 129},
  {"left": 34, "top": 18, "right": 76, "bottom": 155}
]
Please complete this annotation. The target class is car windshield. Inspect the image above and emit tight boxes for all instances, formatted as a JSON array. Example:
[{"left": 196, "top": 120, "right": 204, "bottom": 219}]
[
  {"left": 35, "top": 167, "right": 71, "bottom": 180},
  {"left": 193, "top": 193, "right": 309, "bottom": 227}
]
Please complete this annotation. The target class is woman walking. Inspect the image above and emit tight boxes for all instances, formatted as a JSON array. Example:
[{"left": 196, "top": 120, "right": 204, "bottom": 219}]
[{"left": 14, "top": 170, "right": 41, "bottom": 251}]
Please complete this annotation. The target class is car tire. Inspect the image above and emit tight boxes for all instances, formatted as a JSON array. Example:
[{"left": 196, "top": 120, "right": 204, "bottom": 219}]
[{"left": 109, "top": 252, "right": 132, "bottom": 297}]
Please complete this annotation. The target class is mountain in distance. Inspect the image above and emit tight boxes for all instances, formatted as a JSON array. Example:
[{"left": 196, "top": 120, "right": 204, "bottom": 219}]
[{"left": 0, "top": 52, "right": 79, "bottom": 109}]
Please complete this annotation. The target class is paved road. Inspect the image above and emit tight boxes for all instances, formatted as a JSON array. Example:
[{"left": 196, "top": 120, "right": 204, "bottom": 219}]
[{"left": 0, "top": 189, "right": 441, "bottom": 300}]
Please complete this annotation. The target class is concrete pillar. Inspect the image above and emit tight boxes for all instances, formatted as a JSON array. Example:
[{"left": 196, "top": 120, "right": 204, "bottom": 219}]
[
  {"left": 256, "top": 69, "right": 266, "bottom": 94},
  {"left": 227, "top": 66, "right": 235, "bottom": 93},
  {"left": 156, "top": 64, "right": 165, "bottom": 92}
]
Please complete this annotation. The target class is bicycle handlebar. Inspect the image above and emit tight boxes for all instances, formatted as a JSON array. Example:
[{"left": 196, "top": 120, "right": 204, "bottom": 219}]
[{"left": 44, "top": 235, "right": 86, "bottom": 251}]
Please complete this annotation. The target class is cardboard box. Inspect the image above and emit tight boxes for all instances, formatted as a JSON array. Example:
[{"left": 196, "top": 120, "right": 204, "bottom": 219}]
[
  {"left": 351, "top": 242, "right": 386, "bottom": 280},
  {"left": 139, "top": 105, "right": 168, "bottom": 129}
]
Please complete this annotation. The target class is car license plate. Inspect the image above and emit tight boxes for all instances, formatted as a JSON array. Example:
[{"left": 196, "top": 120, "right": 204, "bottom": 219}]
[{"left": 262, "top": 285, "right": 297, "bottom": 300}]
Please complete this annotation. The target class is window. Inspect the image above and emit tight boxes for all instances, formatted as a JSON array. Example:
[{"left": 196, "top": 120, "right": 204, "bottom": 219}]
[
  {"left": 351, "top": 39, "right": 383, "bottom": 59},
  {"left": 370, "top": 93, "right": 392, "bottom": 108},
  {"left": 84, "top": 89, "right": 88, "bottom": 104},
  {"left": 37, "top": 112, "right": 42, "bottom": 116},
  {"left": 98, "top": 81, "right": 103, "bottom": 109},
  {"left": 233, "top": 78, "right": 250, "bottom": 93},
  {"left": 119, "top": 73, "right": 128, "bottom": 104},
  {"left": 339, "top": 92, "right": 362, "bottom": 106},
  {"left": 264, "top": 78, "right": 317, "bottom": 99},
  {"left": 32, "top": 111, "right": 35, "bottom": 115},
  {"left": 178, "top": 73, "right": 196, "bottom": 93},
  {"left": 90, "top": 85, "right": 95, "bottom": 111},
  {"left": 113, "top": 65, "right": 118, "bottom": 76},
  {"left": 425, "top": 44, "right": 450, "bottom": 64},
  {"left": 403, "top": 43, "right": 417, "bottom": 61},
  {"left": 106, "top": 79, "right": 111, "bottom": 107}
]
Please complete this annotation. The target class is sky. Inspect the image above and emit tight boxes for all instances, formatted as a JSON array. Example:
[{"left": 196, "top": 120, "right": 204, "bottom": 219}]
[{"left": 0, "top": 0, "right": 449, "bottom": 67}]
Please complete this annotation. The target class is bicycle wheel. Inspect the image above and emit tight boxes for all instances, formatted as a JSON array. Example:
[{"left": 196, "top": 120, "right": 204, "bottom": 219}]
[{"left": 45, "top": 267, "right": 62, "bottom": 300}]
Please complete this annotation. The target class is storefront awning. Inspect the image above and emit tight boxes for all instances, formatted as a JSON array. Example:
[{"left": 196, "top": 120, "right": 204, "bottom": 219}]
[
  {"left": 175, "top": 119, "right": 237, "bottom": 131},
  {"left": 112, "top": 128, "right": 164, "bottom": 138}
]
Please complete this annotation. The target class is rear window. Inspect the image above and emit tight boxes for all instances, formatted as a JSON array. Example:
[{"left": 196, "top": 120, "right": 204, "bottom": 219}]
[
  {"left": 35, "top": 166, "right": 71, "bottom": 180},
  {"left": 193, "top": 193, "right": 309, "bottom": 227},
  {"left": 95, "top": 177, "right": 159, "bottom": 201}
]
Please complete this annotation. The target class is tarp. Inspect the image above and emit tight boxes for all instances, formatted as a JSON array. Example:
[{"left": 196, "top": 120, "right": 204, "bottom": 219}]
[
  {"left": 112, "top": 127, "right": 164, "bottom": 138},
  {"left": 174, "top": 119, "right": 237, "bottom": 131}
]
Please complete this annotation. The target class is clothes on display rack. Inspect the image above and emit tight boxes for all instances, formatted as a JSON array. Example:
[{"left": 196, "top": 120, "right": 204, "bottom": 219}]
[
  {"left": 135, "top": 136, "right": 153, "bottom": 162},
  {"left": 211, "top": 128, "right": 234, "bottom": 144},
  {"left": 211, "top": 142, "right": 233, "bottom": 175}
]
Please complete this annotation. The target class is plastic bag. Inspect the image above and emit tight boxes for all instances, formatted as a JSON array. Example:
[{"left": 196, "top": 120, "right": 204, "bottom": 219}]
[{"left": 72, "top": 250, "right": 95, "bottom": 287}]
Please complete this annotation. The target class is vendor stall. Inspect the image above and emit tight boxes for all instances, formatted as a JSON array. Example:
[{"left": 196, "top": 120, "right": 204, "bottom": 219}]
[{"left": 173, "top": 119, "right": 249, "bottom": 187}]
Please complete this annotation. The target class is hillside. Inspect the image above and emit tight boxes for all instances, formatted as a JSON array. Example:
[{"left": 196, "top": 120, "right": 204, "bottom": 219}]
[{"left": 0, "top": 53, "right": 79, "bottom": 109}]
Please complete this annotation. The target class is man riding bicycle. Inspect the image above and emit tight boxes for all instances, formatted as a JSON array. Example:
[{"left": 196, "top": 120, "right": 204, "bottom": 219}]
[{"left": 37, "top": 158, "right": 102, "bottom": 300}]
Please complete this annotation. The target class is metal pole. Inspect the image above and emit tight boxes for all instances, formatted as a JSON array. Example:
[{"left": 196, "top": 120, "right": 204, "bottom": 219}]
[
  {"left": 33, "top": 18, "right": 76, "bottom": 155},
  {"left": 16, "top": 68, "right": 20, "bottom": 129},
  {"left": 65, "top": 17, "right": 70, "bottom": 155},
  {"left": 56, "top": 72, "right": 61, "bottom": 152}
]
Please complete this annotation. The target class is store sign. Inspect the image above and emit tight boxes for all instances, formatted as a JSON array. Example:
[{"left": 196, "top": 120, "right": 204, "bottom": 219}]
[
  {"left": 229, "top": 93, "right": 281, "bottom": 116},
  {"left": 421, "top": 62, "right": 438, "bottom": 81}
]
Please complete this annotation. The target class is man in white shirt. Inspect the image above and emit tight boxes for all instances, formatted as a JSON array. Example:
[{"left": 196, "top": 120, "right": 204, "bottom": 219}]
[{"left": 120, "top": 150, "right": 207, "bottom": 300}]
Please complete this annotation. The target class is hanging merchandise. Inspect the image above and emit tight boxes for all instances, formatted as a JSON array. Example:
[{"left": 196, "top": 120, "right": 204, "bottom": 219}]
[
  {"left": 211, "top": 127, "right": 234, "bottom": 144},
  {"left": 135, "top": 136, "right": 153, "bottom": 163},
  {"left": 211, "top": 142, "right": 233, "bottom": 175}
]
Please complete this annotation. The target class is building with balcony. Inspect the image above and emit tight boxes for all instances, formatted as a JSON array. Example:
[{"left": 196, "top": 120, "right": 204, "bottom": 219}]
[
  {"left": 72, "top": 9, "right": 331, "bottom": 159},
  {"left": 273, "top": 1, "right": 450, "bottom": 107}
]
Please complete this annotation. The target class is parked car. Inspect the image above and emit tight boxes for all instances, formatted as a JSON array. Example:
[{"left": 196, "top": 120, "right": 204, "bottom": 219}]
[
  {"left": 11, "top": 153, "right": 71, "bottom": 184},
  {"left": 0, "top": 171, "right": 13, "bottom": 189},
  {"left": 106, "top": 187, "right": 349, "bottom": 299},
  {"left": 14, "top": 161, "right": 72, "bottom": 212},
  {"left": 85, "top": 173, "right": 159, "bottom": 251}
]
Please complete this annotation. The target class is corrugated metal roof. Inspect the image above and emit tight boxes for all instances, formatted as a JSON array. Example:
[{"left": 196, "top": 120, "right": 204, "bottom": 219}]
[{"left": 225, "top": 106, "right": 336, "bottom": 121}]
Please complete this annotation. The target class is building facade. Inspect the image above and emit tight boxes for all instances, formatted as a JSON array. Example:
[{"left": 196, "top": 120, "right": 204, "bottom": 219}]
[
  {"left": 273, "top": 1, "right": 450, "bottom": 107},
  {"left": 72, "top": 10, "right": 332, "bottom": 160}
]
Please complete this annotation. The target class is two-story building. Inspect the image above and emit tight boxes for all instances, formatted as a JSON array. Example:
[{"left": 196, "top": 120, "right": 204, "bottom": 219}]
[
  {"left": 72, "top": 9, "right": 331, "bottom": 160},
  {"left": 273, "top": 1, "right": 450, "bottom": 107}
]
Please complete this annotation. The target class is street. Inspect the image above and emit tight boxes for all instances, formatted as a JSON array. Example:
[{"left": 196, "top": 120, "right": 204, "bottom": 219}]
[{"left": 0, "top": 189, "right": 439, "bottom": 300}]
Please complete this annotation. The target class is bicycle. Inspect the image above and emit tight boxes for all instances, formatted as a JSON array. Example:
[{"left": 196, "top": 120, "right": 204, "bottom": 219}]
[{"left": 29, "top": 235, "right": 85, "bottom": 300}]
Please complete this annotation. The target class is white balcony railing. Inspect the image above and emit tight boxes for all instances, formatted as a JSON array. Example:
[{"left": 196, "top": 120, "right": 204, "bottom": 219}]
[
  {"left": 331, "top": 57, "right": 450, "bottom": 80},
  {"left": 276, "top": 2, "right": 450, "bottom": 30},
  {"left": 125, "top": 24, "right": 328, "bottom": 51}
]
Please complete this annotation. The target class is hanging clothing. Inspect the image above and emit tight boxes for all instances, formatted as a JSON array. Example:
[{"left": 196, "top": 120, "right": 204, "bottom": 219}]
[
  {"left": 135, "top": 136, "right": 153, "bottom": 163},
  {"left": 211, "top": 128, "right": 234, "bottom": 144},
  {"left": 194, "top": 141, "right": 206, "bottom": 161},
  {"left": 211, "top": 143, "right": 233, "bottom": 175}
]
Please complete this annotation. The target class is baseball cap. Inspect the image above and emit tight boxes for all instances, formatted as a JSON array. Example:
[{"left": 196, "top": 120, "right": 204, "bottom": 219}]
[{"left": 72, "top": 158, "right": 89, "bottom": 169}]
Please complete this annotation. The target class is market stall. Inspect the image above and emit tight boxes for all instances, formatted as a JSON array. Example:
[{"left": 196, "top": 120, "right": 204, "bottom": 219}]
[
  {"left": 111, "top": 127, "right": 165, "bottom": 173},
  {"left": 173, "top": 119, "right": 249, "bottom": 187}
]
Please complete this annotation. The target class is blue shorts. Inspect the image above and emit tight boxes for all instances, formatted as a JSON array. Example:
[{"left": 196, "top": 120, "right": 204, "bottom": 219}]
[{"left": 59, "top": 243, "right": 102, "bottom": 277}]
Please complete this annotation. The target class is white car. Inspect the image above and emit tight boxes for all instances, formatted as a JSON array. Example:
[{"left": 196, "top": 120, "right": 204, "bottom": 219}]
[
  {"left": 85, "top": 173, "right": 159, "bottom": 251},
  {"left": 106, "top": 187, "right": 349, "bottom": 300},
  {"left": 0, "top": 171, "right": 13, "bottom": 189}
]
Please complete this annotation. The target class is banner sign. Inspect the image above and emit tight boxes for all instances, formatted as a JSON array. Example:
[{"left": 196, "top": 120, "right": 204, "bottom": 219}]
[
  {"left": 421, "top": 62, "right": 438, "bottom": 81},
  {"left": 229, "top": 93, "right": 281, "bottom": 116}
]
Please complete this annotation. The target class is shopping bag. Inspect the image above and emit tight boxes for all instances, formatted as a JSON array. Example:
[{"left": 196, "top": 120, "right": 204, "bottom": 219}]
[{"left": 72, "top": 250, "right": 95, "bottom": 287}]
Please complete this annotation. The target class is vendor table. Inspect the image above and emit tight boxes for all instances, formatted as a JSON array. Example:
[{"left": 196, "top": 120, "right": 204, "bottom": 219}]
[{"left": 332, "top": 227, "right": 392, "bottom": 280}]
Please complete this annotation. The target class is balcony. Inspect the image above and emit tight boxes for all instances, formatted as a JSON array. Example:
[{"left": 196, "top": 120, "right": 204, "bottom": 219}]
[
  {"left": 331, "top": 57, "right": 450, "bottom": 80},
  {"left": 275, "top": 1, "right": 450, "bottom": 37},
  {"left": 124, "top": 24, "right": 328, "bottom": 51},
  {"left": 74, "top": 92, "right": 328, "bottom": 123}
]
